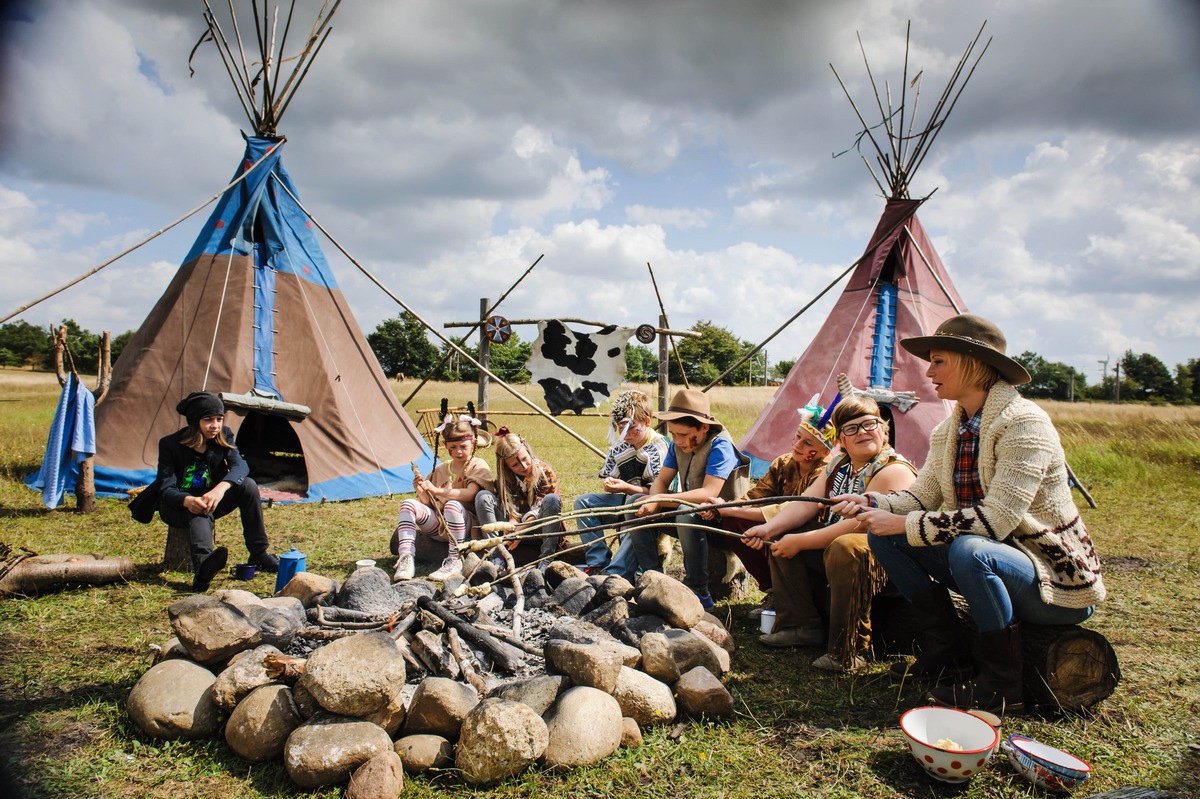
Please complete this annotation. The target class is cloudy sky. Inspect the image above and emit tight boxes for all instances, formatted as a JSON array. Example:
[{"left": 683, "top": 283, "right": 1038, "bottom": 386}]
[{"left": 3, "top": 0, "right": 1199, "bottom": 386}]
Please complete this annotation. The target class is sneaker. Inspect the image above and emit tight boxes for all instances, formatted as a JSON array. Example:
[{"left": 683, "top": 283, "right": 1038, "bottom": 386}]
[
  {"left": 250, "top": 551, "right": 279, "bottom": 573},
  {"left": 393, "top": 554, "right": 415, "bottom": 581},
  {"left": 693, "top": 590, "right": 714, "bottom": 611},
  {"left": 192, "top": 546, "right": 229, "bottom": 592},
  {"left": 812, "top": 652, "right": 867, "bottom": 673},
  {"left": 759, "top": 626, "right": 826, "bottom": 648},
  {"left": 428, "top": 557, "right": 463, "bottom": 581}
]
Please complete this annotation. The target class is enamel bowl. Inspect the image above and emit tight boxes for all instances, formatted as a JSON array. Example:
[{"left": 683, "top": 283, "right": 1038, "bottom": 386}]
[
  {"left": 1005, "top": 735, "right": 1092, "bottom": 792},
  {"left": 899, "top": 706, "right": 1001, "bottom": 783}
]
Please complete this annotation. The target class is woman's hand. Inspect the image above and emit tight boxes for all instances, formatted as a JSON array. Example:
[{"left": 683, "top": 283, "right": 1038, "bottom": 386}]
[
  {"left": 829, "top": 493, "right": 869, "bottom": 519},
  {"left": 854, "top": 508, "right": 906, "bottom": 536},
  {"left": 603, "top": 477, "right": 634, "bottom": 494}
]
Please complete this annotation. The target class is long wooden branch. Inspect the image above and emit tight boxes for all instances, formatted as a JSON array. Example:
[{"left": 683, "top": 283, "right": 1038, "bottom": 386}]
[{"left": 416, "top": 596, "right": 525, "bottom": 673}]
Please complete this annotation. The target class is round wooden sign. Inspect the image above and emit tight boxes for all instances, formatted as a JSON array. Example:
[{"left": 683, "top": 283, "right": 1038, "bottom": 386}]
[
  {"left": 635, "top": 324, "right": 657, "bottom": 344},
  {"left": 484, "top": 315, "right": 512, "bottom": 344}
]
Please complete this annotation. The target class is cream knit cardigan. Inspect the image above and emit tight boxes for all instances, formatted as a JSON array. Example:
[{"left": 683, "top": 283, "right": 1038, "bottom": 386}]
[{"left": 871, "top": 382, "right": 1105, "bottom": 609}]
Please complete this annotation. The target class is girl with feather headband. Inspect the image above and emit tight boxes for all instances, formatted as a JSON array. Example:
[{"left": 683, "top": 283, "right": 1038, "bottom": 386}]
[
  {"left": 391, "top": 404, "right": 494, "bottom": 582},
  {"left": 474, "top": 427, "right": 564, "bottom": 568}
]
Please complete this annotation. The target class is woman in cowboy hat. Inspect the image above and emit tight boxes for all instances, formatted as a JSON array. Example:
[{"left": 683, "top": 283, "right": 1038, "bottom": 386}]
[
  {"left": 624, "top": 388, "right": 750, "bottom": 609},
  {"left": 832, "top": 314, "right": 1105, "bottom": 713}
]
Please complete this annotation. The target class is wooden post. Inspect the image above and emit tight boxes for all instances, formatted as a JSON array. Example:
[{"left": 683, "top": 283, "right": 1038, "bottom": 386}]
[
  {"left": 478, "top": 297, "right": 490, "bottom": 414},
  {"left": 657, "top": 313, "right": 669, "bottom": 413},
  {"left": 163, "top": 527, "right": 193, "bottom": 572}
]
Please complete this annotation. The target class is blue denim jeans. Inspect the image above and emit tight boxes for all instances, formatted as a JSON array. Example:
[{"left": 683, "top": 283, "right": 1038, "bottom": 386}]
[
  {"left": 573, "top": 491, "right": 640, "bottom": 570},
  {"left": 868, "top": 532, "right": 1094, "bottom": 632},
  {"left": 627, "top": 511, "right": 713, "bottom": 594}
]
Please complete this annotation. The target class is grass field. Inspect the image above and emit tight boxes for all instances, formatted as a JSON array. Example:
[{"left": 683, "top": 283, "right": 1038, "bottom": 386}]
[{"left": 0, "top": 369, "right": 1198, "bottom": 798}]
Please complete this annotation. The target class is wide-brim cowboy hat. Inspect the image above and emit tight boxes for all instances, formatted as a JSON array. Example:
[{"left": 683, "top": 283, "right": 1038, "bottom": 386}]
[
  {"left": 901, "top": 313, "right": 1032, "bottom": 386},
  {"left": 654, "top": 388, "right": 725, "bottom": 433}
]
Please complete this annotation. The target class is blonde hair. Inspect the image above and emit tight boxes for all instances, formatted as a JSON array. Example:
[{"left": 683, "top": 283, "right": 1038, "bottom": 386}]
[
  {"left": 493, "top": 427, "right": 547, "bottom": 518},
  {"left": 942, "top": 350, "right": 1002, "bottom": 390}
]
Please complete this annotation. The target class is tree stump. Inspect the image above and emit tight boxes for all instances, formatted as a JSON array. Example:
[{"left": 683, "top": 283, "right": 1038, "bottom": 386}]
[
  {"left": 163, "top": 526, "right": 194, "bottom": 572},
  {"left": 1023, "top": 623, "right": 1121, "bottom": 713}
]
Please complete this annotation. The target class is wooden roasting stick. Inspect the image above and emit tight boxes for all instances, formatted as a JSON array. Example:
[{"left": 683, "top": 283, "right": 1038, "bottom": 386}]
[{"left": 447, "top": 628, "right": 490, "bottom": 697}]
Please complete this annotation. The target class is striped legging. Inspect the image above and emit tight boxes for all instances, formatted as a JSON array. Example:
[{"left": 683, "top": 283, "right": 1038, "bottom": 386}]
[{"left": 392, "top": 498, "right": 468, "bottom": 557}]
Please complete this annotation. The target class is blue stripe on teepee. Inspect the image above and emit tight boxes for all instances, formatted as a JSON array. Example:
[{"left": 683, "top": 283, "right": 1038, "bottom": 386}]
[
  {"left": 252, "top": 242, "right": 278, "bottom": 397},
  {"left": 184, "top": 138, "right": 338, "bottom": 291},
  {"left": 869, "top": 282, "right": 898, "bottom": 388}
]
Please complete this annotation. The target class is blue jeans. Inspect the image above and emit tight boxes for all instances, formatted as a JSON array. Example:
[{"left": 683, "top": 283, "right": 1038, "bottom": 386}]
[
  {"left": 475, "top": 490, "right": 563, "bottom": 567},
  {"left": 574, "top": 491, "right": 640, "bottom": 570},
  {"left": 868, "top": 532, "right": 1094, "bottom": 632},
  {"left": 628, "top": 510, "right": 713, "bottom": 594}
]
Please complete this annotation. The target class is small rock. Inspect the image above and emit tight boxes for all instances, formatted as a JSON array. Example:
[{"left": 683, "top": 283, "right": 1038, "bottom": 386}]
[
  {"left": 404, "top": 676, "right": 479, "bottom": 740},
  {"left": 210, "top": 643, "right": 282, "bottom": 711},
  {"left": 612, "top": 666, "right": 676, "bottom": 728},
  {"left": 337, "top": 568, "right": 405, "bottom": 615},
  {"left": 277, "top": 571, "right": 338, "bottom": 607},
  {"left": 693, "top": 617, "right": 736, "bottom": 654},
  {"left": 394, "top": 734, "right": 454, "bottom": 773},
  {"left": 635, "top": 571, "right": 704, "bottom": 629},
  {"left": 346, "top": 749, "right": 404, "bottom": 799},
  {"left": 639, "top": 632, "right": 681, "bottom": 684},
  {"left": 551, "top": 576, "right": 595, "bottom": 616},
  {"left": 544, "top": 640, "right": 623, "bottom": 694},
  {"left": 490, "top": 674, "right": 569, "bottom": 716},
  {"left": 675, "top": 666, "right": 734, "bottom": 718},
  {"left": 620, "top": 716, "right": 643, "bottom": 747},
  {"left": 168, "top": 594, "right": 262, "bottom": 664}
]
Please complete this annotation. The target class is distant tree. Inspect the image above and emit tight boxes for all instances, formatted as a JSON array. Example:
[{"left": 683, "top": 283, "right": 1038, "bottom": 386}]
[
  {"left": 52, "top": 319, "right": 102, "bottom": 374},
  {"left": 0, "top": 321, "right": 50, "bottom": 367},
  {"left": 110, "top": 330, "right": 135, "bottom": 365},
  {"left": 1171, "top": 363, "right": 1193, "bottom": 405},
  {"left": 625, "top": 344, "right": 657, "bottom": 382},
  {"left": 672, "top": 321, "right": 752, "bottom": 386},
  {"left": 1120, "top": 350, "right": 1175, "bottom": 401},
  {"left": 367, "top": 312, "right": 440, "bottom": 379},
  {"left": 1188, "top": 359, "right": 1200, "bottom": 404},
  {"left": 486, "top": 333, "right": 532, "bottom": 383},
  {"left": 1014, "top": 351, "right": 1085, "bottom": 400},
  {"left": 772, "top": 358, "right": 796, "bottom": 380}
]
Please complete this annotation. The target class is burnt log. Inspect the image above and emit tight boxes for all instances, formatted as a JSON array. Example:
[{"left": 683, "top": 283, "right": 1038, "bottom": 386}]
[
  {"left": 0, "top": 554, "right": 135, "bottom": 596},
  {"left": 416, "top": 596, "right": 526, "bottom": 673}
]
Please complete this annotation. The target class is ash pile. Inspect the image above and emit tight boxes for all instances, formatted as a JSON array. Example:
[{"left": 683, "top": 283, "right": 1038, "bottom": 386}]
[{"left": 127, "top": 557, "right": 738, "bottom": 791}]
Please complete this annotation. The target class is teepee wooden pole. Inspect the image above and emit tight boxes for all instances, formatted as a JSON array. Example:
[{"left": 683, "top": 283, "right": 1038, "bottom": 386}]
[
  {"left": 857, "top": 32, "right": 900, "bottom": 184},
  {"left": 829, "top": 64, "right": 894, "bottom": 187},
  {"left": 203, "top": 6, "right": 257, "bottom": 127}
]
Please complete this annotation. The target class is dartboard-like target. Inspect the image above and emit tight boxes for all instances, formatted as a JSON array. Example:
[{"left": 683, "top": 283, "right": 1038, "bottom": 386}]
[
  {"left": 484, "top": 315, "right": 512, "bottom": 344},
  {"left": 635, "top": 324, "right": 657, "bottom": 344}
]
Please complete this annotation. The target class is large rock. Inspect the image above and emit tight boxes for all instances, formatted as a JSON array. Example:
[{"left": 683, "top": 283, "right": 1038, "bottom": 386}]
[
  {"left": 639, "top": 632, "right": 681, "bottom": 684},
  {"left": 299, "top": 632, "right": 406, "bottom": 717},
  {"left": 490, "top": 675, "right": 569, "bottom": 716},
  {"left": 589, "top": 574, "right": 635, "bottom": 605},
  {"left": 541, "top": 686, "right": 623, "bottom": 770},
  {"left": 635, "top": 571, "right": 704, "bottom": 629},
  {"left": 662, "top": 629, "right": 724, "bottom": 676},
  {"left": 210, "top": 644, "right": 282, "bottom": 711},
  {"left": 581, "top": 596, "right": 630, "bottom": 629},
  {"left": 392, "top": 579, "right": 438, "bottom": 605},
  {"left": 404, "top": 677, "right": 479, "bottom": 740},
  {"left": 612, "top": 666, "right": 676, "bottom": 728},
  {"left": 551, "top": 577, "right": 595, "bottom": 616},
  {"left": 245, "top": 602, "right": 306, "bottom": 650},
  {"left": 337, "top": 567, "right": 405, "bottom": 615},
  {"left": 675, "top": 666, "right": 734, "bottom": 718},
  {"left": 277, "top": 571, "right": 338, "bottom": 607},
  {"left": 394, "top": 734, "right": 454, "bottom": 773},
  {"left": 284, "top": 713, "right": 395, "bottom": 789},
  {"left": 544, "top": 640, "right": 623, "bottom": 694},
  {"left": 693, "top": 616, "right": 736, "bottom": 654},
  {"left": 127, "top": 660, "right": 222, "bottom": 739},
  {"left": 614, "top": 614, "right": 670, "bottom": 647},
  {"left": 168, "top": 594, "right": 262, "bottom": 664},
  {"left": 547, "top": 618, "right": 640, "bottom": 667},
  {"left": 455, "top": 698, "right": 549, "bottom": 786},
  {"left": 346, "top": 750, "right": 404, "bottom": 799},
  {"left": 543, "top": 560, "right": 586, "bottom": 589},
  {"left": 225, "top": 684, "right": 304, "bottom": 762}
]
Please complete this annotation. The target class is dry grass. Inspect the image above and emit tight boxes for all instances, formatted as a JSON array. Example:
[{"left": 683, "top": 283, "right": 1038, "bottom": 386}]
[{"left": 0, "top": 369, "right": 1198, "bottom": 798}]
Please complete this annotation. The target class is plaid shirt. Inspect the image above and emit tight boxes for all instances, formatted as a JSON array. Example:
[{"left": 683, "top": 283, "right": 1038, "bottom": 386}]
[{"left": 953, "top": 408, "right": 985, "bottom": 508}]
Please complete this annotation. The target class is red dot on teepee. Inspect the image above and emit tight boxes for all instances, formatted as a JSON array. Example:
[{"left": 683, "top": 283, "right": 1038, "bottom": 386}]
[
  {"left": 215, "top": 220, "right": 225, "bottom": 229},
  {"left": 302, "top": 265, "right": 311, "bottom": 275}
]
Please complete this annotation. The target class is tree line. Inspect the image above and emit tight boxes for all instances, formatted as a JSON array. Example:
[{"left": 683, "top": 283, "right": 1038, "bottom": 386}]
[{"left": 5, "top": 315, "right": 1198, "bottom": 405}]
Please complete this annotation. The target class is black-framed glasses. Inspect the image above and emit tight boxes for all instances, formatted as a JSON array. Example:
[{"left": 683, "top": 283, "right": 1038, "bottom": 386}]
[{"left": 840, "top": 418, "right": 882, "bottom": 437}]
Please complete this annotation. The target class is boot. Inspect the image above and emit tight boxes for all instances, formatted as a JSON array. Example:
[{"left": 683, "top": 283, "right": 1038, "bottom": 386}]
[
  {"left": 929, "top": 623, "right": 1025, "bottom": 714},
  {"left": 889, "top": 585, "right": 973, "bottom": 684}
]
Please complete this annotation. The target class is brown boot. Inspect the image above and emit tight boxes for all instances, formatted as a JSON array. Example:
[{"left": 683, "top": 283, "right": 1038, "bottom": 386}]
[
  {"left": 889, "top": 585, "right": 973, "bottom": 684},
  {"left": 929, "top": 623, "right": 1025, "bottom": 714}
]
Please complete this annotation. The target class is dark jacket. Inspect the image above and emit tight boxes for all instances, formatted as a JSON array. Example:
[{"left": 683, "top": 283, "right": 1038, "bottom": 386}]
[{"left": 129, "top": 426, "right": 249, "bottom": 523}]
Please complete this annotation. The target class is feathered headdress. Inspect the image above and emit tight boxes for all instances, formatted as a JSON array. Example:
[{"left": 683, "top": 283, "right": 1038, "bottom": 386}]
[
  {"left": 606, "top": 389, "right": 644, "bottom": 447},
  {"left": 797, "top": 393, "right": 838, "bottom": 450}
]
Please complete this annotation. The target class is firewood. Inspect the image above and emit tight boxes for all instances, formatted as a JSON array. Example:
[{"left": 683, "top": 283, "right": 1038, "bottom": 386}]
[
  {"left": 448, "top": 628, "right": 489, "bottom": 697},
  {"left": 262, "top": 653, "right": 306, "bottom": 681},
  {"left": 416, "top": 596, "right": 526, "bottom": 673},
  {"left": 0, "top": 554, "right": 135, "bottom": 596}
]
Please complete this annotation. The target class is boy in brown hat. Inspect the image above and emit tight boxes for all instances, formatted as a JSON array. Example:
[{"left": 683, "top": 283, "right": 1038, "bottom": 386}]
[{"left": 624, "top": 389, "right": 749, "bottom": 608}]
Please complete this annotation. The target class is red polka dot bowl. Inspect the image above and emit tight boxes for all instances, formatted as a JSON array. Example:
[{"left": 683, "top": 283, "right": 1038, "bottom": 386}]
[{"left": 899, "top": 706, "right": 1001, "bottom": 784}]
